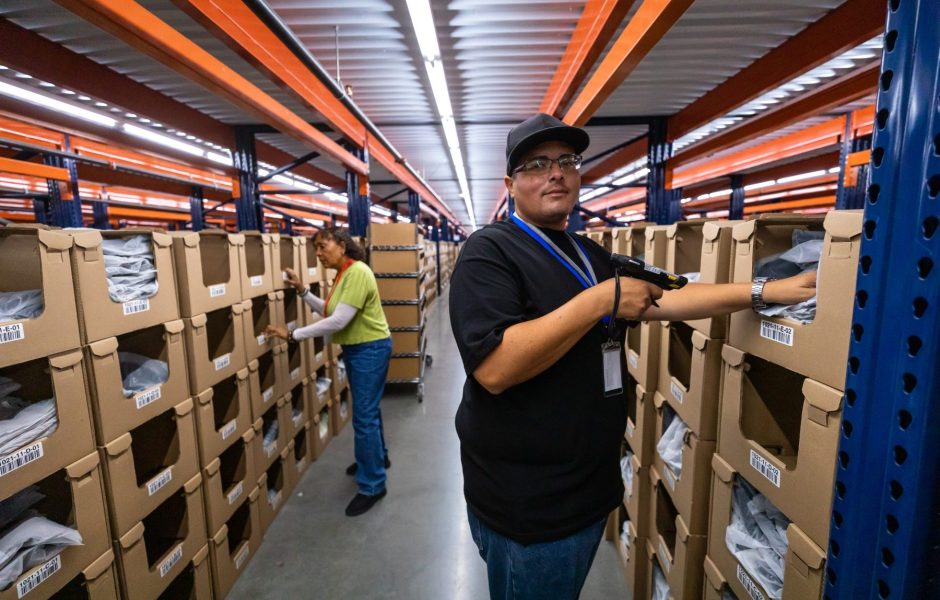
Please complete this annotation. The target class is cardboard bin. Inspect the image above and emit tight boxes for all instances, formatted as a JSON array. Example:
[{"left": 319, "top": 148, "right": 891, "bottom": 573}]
[
  {"left": 611, "top": 507, "right": 648, "bottom": 600},
  {"left": 101, "top": 399, "right": 199, "bottom": 536},
  {"left": 0, "top": 226, "right": 79, "bottom": 367},
  {"left": 258, "top": 455, "right": 288, "bottom": 535},
  {"left": 388, "top": 356, "right": 421, "bottom": 381},
  {"left": 330, "top": 388, "right": 352, "bottom": 435},
  {"left": 648, "top": 480, "right": 707, "bottom": 600},
  {"left": 370, "top": 223, "right": 419, "bottom": 247},
  {"left": 718, "top": 345, "right": 842, "bottom": 548},
  {"left": 621, "top": 449, "right": 651, "bottom": 537},
  {"left": 271, "top": 235, "right": 304, "bottom": 291},
  {"left": 289, "top": 422, "right": 311, "bottom": 483},
  {"left": 626, "top": 322, "right": 662, "bottom": 396},
  {"left": 183, "top": 303, "right": 247, "bottom": 395},
  {"left": 299, "top": 238, "right": 320, "bottom": 286},
  {"left": 170, "top": 231, "right": 243, "bottom": 318},
  {"left": 644, "top": 546, "right": 675, "bottom": 600},
  {"left": 53, "top": 549, "right": 121, "bottom": 600},
  {"left": 310, "top": 402, "right": 333, "bottom": 461},
  {"left": 209, "top": 486, "right": 262, "bottom": 600},
  {"left": 703, "top": 555, "right": 734, "bottom": 600},
  {"left": 376, "top": 276, "right": 422, "bottom": 301},
  {"left": 203, "top": 429, "right": 256, "bottom": 535},
  {"left": 624, "top": 381, "right": 656, "bottom": 467},
  {"left": 193, "top": 369, "right": 252, "bottom": 466},
  {"left": 371, "top": 250, "right": 420, "bottom": 274},
  {"left": 239, "top": 232, "right": 276, "bottom": 297},
  {"left": 311, "top": 363, "right": 332, "bottom": 414},
  {"left": 251, "top": 397, "right": 289, "bottom": 474},
  {"left": 286, "top": 379, "right": 311, "bottom": 439},
  {"left": 391, "top": 329, "right": 423, "bottom": 355},
  {"left": 279, "top": 339, "right": 307, "bottom": 396},
  {"left": 247, "top": 348, "right": 285, "bottom": 421},
  {"left": 151, "top": 544, "right": 212, "bottom": 600},
  {"left": 656, "top": 323, "right": 724, "bottom": 440},
  {"left": 244, "top": 294, "right": 281, "bottom": 365}
]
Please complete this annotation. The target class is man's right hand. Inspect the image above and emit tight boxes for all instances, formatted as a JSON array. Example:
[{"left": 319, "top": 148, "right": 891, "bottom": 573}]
[{"left": 593, "top": 277, "right": 663, "bottom": 320}]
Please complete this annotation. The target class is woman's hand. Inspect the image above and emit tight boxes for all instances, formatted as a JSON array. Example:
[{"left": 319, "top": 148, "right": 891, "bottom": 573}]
[
  {"left": 284, "top": 268, "right": 304, "bottom": 292},
  {"left": 264, "top": 325, "right": 289, "bottom": 341},
  {"left": 763, "top": 271, "right": 817, "bottom": 305}
]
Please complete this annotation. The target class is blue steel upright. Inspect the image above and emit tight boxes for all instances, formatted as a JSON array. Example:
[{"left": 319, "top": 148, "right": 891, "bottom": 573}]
[
  {"left": 646, "top": 117, "right": 681, "bottom": 224},
  {"left": 825, "top": 1, "right": 940, "bottom": 598}
]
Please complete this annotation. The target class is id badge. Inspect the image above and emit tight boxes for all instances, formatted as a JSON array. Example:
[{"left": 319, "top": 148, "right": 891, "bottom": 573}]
[{"left": 602, "top": 341, "right": 623, "bottom": 397}]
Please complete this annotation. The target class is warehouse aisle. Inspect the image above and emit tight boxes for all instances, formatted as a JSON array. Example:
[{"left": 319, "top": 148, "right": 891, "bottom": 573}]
[{"left": 229, "top": 291, "right": 629, "bottom": 599}]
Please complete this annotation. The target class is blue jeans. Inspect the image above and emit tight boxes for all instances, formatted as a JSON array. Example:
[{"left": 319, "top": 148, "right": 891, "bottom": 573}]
[
  {"left": 467, "top": 507, "right": 605, "bottom": 600},
  {"left": 342, "top": 337, "right": 392, "bottom": 496}
]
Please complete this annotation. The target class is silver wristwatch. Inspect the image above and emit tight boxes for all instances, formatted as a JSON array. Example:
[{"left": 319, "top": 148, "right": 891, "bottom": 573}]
[{"left": 751, "top": 277, "right": 769, "bottom": 311}]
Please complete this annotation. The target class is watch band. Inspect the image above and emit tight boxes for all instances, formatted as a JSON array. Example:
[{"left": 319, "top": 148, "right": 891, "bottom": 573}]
[
  {"left": 751, "top": 277, "right": 769, "bottom": 310},
  {"left": 288, "top": 329, "right": 296, "bottom": 344},
  {"left": 298, "top": 287, "right": 309, "bottom": 298}
]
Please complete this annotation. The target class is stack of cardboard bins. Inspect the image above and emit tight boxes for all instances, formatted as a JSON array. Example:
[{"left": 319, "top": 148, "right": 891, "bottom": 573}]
[
  {"left": 310, "top": 246, "right": 351, "bottom": 439},
  {"left": 421, "top": 238, "right": 437, "bottom": 306},
  {"left": 370, "top": 224, "right": 426, "bottom": 384}
]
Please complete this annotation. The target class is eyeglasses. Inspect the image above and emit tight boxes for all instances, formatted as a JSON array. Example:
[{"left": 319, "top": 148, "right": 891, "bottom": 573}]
[{"left": 512, "top": 153, "right": 583, "bottom": 175}]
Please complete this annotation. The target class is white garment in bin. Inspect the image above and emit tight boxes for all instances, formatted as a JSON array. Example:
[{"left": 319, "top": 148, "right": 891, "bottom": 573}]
[
  {"left": 119, "top": 352, "right": 169, "bottom": 398},
  {"left": 0, "top": 377, "right": 57, "bottom": 457},
  {"left": 0, "top": 513, "right": 82, "bottom": 588},
  {"left": 0, "top": 290, "right": 43, "bottom": 322},
  {"left": 620, "top": 451, "right": 634, "bottom": 496},
  {"left": 316, "top": 378, "right": 332, "bottom": 397},
  {"left": 619, "top": 520, "right": 631, "bottom": 555},
  {"left": 652, "top": 562, "right": 672, "bottom": 600},
  {"left": 101, "top": 235, "right": 159, "bottom": 302},
  {"left": 754, "top": 230, "right": 825, "bottom": 324},
  {"left": 725, "top": 476, "right": 790, "bottom": 600},
  {"left": 263, "top": 420, "right": 279, "bottom": 447},
  {"left": 656, "top": 412, "right": 689, "bottom": 478}
]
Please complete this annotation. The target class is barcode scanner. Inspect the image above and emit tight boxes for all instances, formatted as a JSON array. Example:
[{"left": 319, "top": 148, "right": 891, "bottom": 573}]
[{"left": 607, "top": 254, "right": 688, "bottom": 334}]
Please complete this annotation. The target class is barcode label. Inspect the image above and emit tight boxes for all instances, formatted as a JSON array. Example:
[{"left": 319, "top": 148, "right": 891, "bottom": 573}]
[
  {"left": 135, "top": 386, "right": 162, "bottom": 410},
  {"left": 221, "top": 419, "right": 238, "bottom": 440},
  {"left": 270, "top": 491, "right": 282, "bottom": 509},
  {"left": 265, "top": 442, "right": 277, "bottom": 458},
  {"left": 263, "top": 388, "right": 274, "bottom": 403},
  {"left": 250, "top": 276, "right": 263, "bottom": 287},
  {"left": 209, "top": 284, "right": 226, "bottom": 297},
  {"left": 214, "top": 354, "right": 231, "bottom": 371},
  {"left": 0, "top": 323, "right": 25, "bottom": 345},
  {"left": 0, "top": 442, "right": 43, "bottom": 477},
  {"left": 308, "top": 267, "right": 316, "bottom": 276},
  {"left": 227, "top": 482, "right": 244, "bottom": 505},
  {"left": 123, "top": 298, "right": 150, "bottom": 316},
  {"left": 749, "top": 450, "right": 781, "bottom": 487},
  {"left": 234, "top": 545, "right": 250, "bottom": 570},
  {"left": 628, "top": 354, "right": 638, "bottom": 369},
  {"left": 626, "top": 421, "right": 635, "bottom": 440},
  {"left": 291, "top": 368, "right": 300, "bottom": 381},
  {"left": 16, "top": 555, "right": 60, "bottom": 598},
  {"left": 659, "top": 541, "right": 671, "bottom": 572},
  {"left": 282, "top": 271, "right": 289, "bottom": 281},
  {"left": 760, "top": 320, "right": 794, "bottom": 347},
  {"left": 257, "top": 334, "right": 267, "bottom": 346},
  {"left": 670, "top": 381, "right": 684, "bottom": 404},
  {"left": 147, "top": 467, "right": 173, "bottom": 496},
  {"left": 158, "top": 544, "right": 183, "bottom": 578},
  {"left": 737, "top": 565, "right": 766, "bottom": 600},
  {"left": 664, "top": 467, "right": 677, "bottom": 491}
]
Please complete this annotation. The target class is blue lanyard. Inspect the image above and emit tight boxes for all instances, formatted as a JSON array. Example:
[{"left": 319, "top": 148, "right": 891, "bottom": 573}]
[{"left": 511, "top": 214, "right": 597, "bottom": 288}]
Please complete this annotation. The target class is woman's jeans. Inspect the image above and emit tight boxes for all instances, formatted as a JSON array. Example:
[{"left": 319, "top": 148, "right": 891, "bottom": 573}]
[
  {"left": 341, "top": 337, "right": 392, "bottom": 496},
  {"left": 467, "top": 507, "right": 606, "bottom": 600}
]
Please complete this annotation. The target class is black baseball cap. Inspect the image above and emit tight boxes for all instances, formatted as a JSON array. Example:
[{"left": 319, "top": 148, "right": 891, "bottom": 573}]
[{"left": 505, "top": 113, "right": 590, "bottom": 176}]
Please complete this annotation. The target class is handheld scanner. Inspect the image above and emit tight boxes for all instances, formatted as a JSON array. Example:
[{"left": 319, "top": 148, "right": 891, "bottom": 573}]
[{"left": 610, "top": 254, "right": 688, "bottom": 290}]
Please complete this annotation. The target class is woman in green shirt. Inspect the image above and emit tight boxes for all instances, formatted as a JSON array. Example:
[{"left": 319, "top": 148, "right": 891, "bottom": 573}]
[{"left": 267, "top": 227, "right": 392, "bottom": 517}]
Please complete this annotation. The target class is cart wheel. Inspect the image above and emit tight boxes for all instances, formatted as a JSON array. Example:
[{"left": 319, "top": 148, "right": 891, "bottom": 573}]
[
  {"left": 417, "top": 383, "right": 424, "bottom": 403},
  {"left": 425, "top": 354, "right": 434, "bottom": 367}
]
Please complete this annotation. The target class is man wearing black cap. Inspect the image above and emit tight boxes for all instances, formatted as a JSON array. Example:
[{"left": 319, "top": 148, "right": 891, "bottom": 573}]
[{"left": 449, "top": 113, "right": 816, "bottom": 599}]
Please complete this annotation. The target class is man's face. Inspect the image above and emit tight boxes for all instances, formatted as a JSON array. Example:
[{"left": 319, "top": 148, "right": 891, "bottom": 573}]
[{"left": 505, "top": 140, "right": 580, "bottom": 228}]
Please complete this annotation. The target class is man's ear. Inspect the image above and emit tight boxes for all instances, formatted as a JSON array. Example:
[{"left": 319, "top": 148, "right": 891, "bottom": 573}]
[{"left": 504, "top": 175, "right": 514, "bottom": 197}]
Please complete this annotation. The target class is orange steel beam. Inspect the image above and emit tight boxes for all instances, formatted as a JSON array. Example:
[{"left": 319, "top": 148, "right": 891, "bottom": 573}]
[
  {"left": 54, "top": 0, "right": 367, "bottom": 176},
  {"left": 564, "top": 0, "right": 694, "bottom": 126},
  {"left": 172, "top": 0, "right": 457, "bottom": 225},
  {"left": 0, "top": 157, "right": 70, "bottom": 181},
  {"left": 667, "top": 0, "right": 887, "bottom": 141},
  {"left": 673, "top": 63, "right": 879, "bottom": 168},
  {"left": 582, "top": 137, "right": 649, "bottom": 183},
  {"left": 847, "top": 149, "right": 872, "bottom": 168},
  {"left": 669, "top": 107, "right": 874, "bottom": 189},
  {"left": 682, "top": 179, "right": 837, "bottom": 210},
  {"left": 540, "top": 0, "right": 636, "bottom": 116}
]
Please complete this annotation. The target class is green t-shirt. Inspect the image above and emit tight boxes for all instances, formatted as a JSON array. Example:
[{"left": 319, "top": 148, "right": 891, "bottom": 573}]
[{"left": 326, "top": 261, "right": 390, "bottom": 345}]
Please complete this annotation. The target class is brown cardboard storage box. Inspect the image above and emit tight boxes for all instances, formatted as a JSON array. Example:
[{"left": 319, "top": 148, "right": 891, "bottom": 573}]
[
  {"left": 664, "top": 221, "right": 740, "bottom": 338},
  {"left": 183, "top": 303, "right": 247, "bottom": 395},
  {"left": 280, "top": 338, "right": 308, "bottom": 395},
  {"left": 331, "top": 358, "right": 348, "bottom": 391},
  {"left": 644, "top": 545, "right": 675, "bottom": 600},
  {"left": 203, "top": 428, "right": 256, "bottom": 535},
  {"left": 193, "top": 368, "right": 252, "bottom": 466},
  {"left": 209, "top": 486, "right": 262, "bottom": 600},
  {"left": 371, "top": 250, "right": 421, "bottom": 274},
  {"left": 247, "top": 348, "right": 285, "bottom": 421},
  {"left": 384, "top": 303, "right": 423, "bottom": 328},
  {"left": 244, "top": 294, "right": 281, "bottom": 365},
  {"left": 257, "top": 454, "right": 289, "bottom": 534},
  {"left": 84, "top": 320, "right": 189, "bottom": 445},
  {"left": 331, "top": 388, "right": 352, "bottom": 435},
  {"left": 729, "top": 211, "right": 862, "bottom": 390},
  {"left": 286, "top": 378, "right": 311, "bottom": 438},
  {"left": 69, "top": 229, "right": 179, "bottom": 344},
  {"left": 0, "top": 454, "right": 109, "bottom": 600},
  {"left": 718, "top": 345, "right": 842, "bottom": 548},
  {"left": 657, "top": 323, "right": 724, "bottom": 440},
  {"left": 648, "top": 485, "right": 707, "bottom": 600},
  {"left": 0, "top": 350, "right": 94, "bottom": 497},
  {"left": 0, "top": 226, "right": 80, "bottom": 368},
  {"left": 101, "top": 399, "right": 199, "bottom": 536},
  {"left": 586, "top": 229, "right": 612, "bottom": 251},
  {"left": 388, "top": 356, "right": 421, "bottom": 380},
  {"left": 626, "top": 322, "right": 661, "bottom": 395},
  {"left": 610, "top": 508, "right": 648, "bottom": 600},
  {"left": 311, "top": 363, "right": 332, "bottom": 413},
  {"left": 289, "top": 421, "right": 312, "bottom": 483},
  {"left": 170, "top": 231, "right": 243, "bottom": 318},
  {"left": 371, "top": 223, "right": 420, "bottom": 247},
  {"left": 610, "top": 226, "right": 649, "bottom": 258},
  {"left": 152, "top": 544, "right": 212, "bottom": 600},
  {"left": 252, "top": 397, "right": 290, "bottom": 473},
  {"left": 299, "top": 239, "right": 321, "bottom": 286},
  {"left": 115, "top": 473, "right": 207, "bottom": 600},
  {"left": 279, "top": 287, "right": 304, "bottom": 333},
  {"left": 624, "top": 381, "right": 656, "bottom": 467},
  {"left": 709, "top": 455, "right": 825, "bottom": 600},
  {"left": 376, "top": 276, "right": 422, "bottom": 301},
  {"left": 54, "top": 549, "right": 120, "bottom": 600},
  {"left": 271, "top": 235, "right": 304, "bottom": 290},
  {"left": 651, "top": 393, "right": 716, "bottom": 535},
  {"left": 307, "top": 331, "right": 328, "bottom": 372},
  {"left": 239, "top": 231, "right": 276, "bottom": 297},
  {"left": 703, "top": 555, "right": 733, "bottom": 600},
  {"left": 310, "top": 402, "right": 333, "bottom": 460},
  {"left": 622, "top": 451, "right": 651, "bottom": 537},
  {"left": 391, "top": 330, "right": 423, "bottom": 355},
  {"left": 327, "top": 343, "right": 343, "bottom": 364}
]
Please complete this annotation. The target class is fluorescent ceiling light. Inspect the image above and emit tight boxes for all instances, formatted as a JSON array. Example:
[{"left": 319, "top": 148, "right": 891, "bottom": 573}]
[
  {"left": 0, "top": 80, "right": 117, "bottom": 128},
  {"left": 776, "top": 170, "right": 828, "bottom": 184},
  {"left": 326, "top": 192, "right": 348, "bottom": 204},
  {"left": 744, "top": 180, "right": 776, "bottom": 191},
  {"left": 123, "top": 123, "right": 204, "bottom": 157},
  {"left": 206, "top": 152, "right": 233, "bottom": 166},
  {"left": 370, "top": 205, "right": 392, "bottom": 216}
]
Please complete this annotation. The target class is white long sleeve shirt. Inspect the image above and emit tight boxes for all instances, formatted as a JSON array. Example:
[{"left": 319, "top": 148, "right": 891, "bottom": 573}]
[{"left": 291, "top": 291, "right": 359, "bottom": 341}]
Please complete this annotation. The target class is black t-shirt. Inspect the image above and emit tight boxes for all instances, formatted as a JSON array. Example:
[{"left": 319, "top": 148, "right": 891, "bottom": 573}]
[{"left": 449, "top": 219, "right": 628, "bottom": 545}]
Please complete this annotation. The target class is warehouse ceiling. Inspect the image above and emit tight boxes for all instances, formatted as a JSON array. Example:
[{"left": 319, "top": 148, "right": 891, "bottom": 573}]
[{"left": 0, "top": 0, "right": 879, "bottom": 231}]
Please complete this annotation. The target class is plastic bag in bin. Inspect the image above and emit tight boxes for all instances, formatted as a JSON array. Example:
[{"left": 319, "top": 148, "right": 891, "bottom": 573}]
[
  {"left": 652, "top": 562, "right": 672, "bottom": 600},
  {"left": 119, "top": 352, "right": 169, "bottom": 398},
  {"left": 725, "top": 475, "right": 790, "bottom": 600},
  {"left": 0, "top": 290, "right": 43, "bottom": 322},
  {"left": 656, "top": 411, "right": 688, "bottom": 478},
  {"left": 620, "top": 451, "right": 634, "bottom": 496},
  {"left": 0, "top": 513, "right": 82, "bottom": 588},
  {"left": 101, "top": 235, "right": 159, "bottom": 302}
]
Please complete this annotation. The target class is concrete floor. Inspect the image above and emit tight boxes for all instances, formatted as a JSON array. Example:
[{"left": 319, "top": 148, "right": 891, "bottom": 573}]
[{"left": 229, "top": 291, "right": 630, "bottom": 600}]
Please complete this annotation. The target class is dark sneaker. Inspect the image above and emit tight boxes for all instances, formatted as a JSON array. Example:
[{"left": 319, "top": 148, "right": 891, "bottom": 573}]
[
  {"left": 346, "top": 456, "right": 391, "bottom": 476},
  {"left": 345, "top": 490, "right": 387, "bottom": 517}
]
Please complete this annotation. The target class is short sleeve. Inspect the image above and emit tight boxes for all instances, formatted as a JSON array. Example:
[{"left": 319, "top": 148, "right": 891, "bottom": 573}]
[
  {"left": 449, "top": 233, "right": 526, "bottom": 374},
  {"left": 335, "top": 265, "right": 371, "bottom": 310}
]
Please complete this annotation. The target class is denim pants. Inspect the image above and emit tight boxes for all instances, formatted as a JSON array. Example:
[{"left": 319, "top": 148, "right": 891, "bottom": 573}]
[
  {"left": 467, "top": 507, "right": 606, "bottom": 600},
  {"left": 342, "top": 337, "right": 392, "bottom": 496}
]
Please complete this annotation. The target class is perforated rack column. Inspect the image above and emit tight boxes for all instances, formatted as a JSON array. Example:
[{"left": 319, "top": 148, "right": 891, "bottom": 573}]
[{"left": 825, "top": 1, "right": 940, "bottom": 598}]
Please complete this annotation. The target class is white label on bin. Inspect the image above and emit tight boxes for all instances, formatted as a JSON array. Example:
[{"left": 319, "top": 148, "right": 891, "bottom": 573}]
[
  {"left": 658, "top": 541, "right": 670, "bottom": 572},
  {"left": 214, "top": 354, "right": 231, "bottom": 371},
  {"left": 626, "top": 421, "right": 635, "bottom": 440},
  {"left": 670, "top": 381, "right": 684, "bottom": 404},
  {"left": 282, "top": 271, "right": 289, "bottom": 281},
  {"left": 257, "top": 334, "right": 267, "bottom": 346},
  {"left": 234, "top": 545, "right": 250, "bottom": 570},
  {"left": 221, "top": 419, "right": 238, "bottom": 440},
  {"left": 291, "top": 367, "right": 300, "bottom": 381},
  {"left": 0, "top": 442, "right": 43, "bottom": 478},
  {"left": 265, "top": 442, "right": 277, "bottom": 458},
  {"left": 146, "top": 467, "right": 173, "bottom": 496},
  {"left": 250, "top": 275, "right": 263, "bottom": 287},
  {"left": 209, "top": 284, "right": 226, "bottom": 298},
  {"left": 628, "top": 353, "right": 638, "bottom": 369},
  {"left": 158, "top": 544, "right": 183, "bottom": 578},
  {"left": 122, "top": 298, "right": 150, "bottom": 316},
  {"left": 760, "top": 320, "right": 794, "bottom": 347},
  {"left": 749, "top": 450, "right": 781, "bottom": 487},
  {"left": 263, "top": 387, "right": 274, "bottom": 404},
  {"left": 270, "top": 490, "right": 282, "bottom": 509},
  {"left": 227, "top": 482, "right": 244, "bottom": 505},
  {"left": 135, "top": 386, "right": 162, "bottom": 410},
  {"left": 0, "top": 323, "right": 25, "bottom": 345},
  {"left": 16, "top": 554, "right": 60, "bottom": 598},
  {"left": 308, "top": 267, "right": 316, "bottom": 277},
  {"left": 663, "top": 467, "right": 677, "bottom": 491},
  {"left": 736, "top": 565, "right": 766, "bottom": 600}
]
